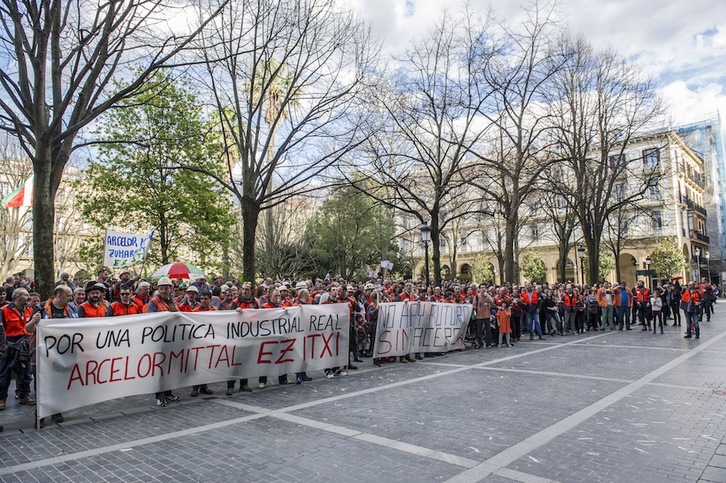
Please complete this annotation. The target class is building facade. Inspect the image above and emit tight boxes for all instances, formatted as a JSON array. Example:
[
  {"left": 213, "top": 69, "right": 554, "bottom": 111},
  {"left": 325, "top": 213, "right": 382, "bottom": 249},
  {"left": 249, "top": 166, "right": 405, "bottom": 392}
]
[{"left": 412, "top": 122, "right": 726, "bottom": 287}]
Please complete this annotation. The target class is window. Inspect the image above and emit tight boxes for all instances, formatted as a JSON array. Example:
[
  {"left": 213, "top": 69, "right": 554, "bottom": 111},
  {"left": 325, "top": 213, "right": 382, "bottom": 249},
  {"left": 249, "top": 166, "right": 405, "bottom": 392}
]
[
  {"left": 531, "top": 224, "right": 539, "bottom": 240},
  {"left": 648, "top": 180, "right": 661, "bottom": 200},
  {"left": 643, "top": 148, "right": 660, "bottom": 168},
  {"left": 651, "top": 211, "right": 663, "bottom": 231},
  {"left": 620, "top": 222, "right": 629, "bottom": 237},
  {"left": 615, "top": 183, "right": 626, "bottom": 201},
  {"left": 609, "top": 154, "right": 626, "bottom": 174},
  {"left": 555, "top": 195, "right": 565, "bottom": 211}
]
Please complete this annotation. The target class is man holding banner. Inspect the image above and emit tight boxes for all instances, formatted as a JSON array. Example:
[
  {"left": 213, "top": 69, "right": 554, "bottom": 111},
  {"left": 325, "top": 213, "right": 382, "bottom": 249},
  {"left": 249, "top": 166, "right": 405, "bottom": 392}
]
[
  {"left": 0, "top": 288, "right": 37, "bottom": 411},
  {"left": 35, "top": 301, "right": 350, "bottom": 420},
  {"left": 146, "top": 277, "right": 181, "bottom": 406},
  {"left": 30, "top": 285, "right": 77, "bottom": 425}
]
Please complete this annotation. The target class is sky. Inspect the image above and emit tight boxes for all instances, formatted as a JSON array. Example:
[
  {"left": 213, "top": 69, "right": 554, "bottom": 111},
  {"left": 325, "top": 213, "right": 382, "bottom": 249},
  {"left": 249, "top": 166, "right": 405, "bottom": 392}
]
[{"left": 349, "top": 0, "right": 726, "bottom": 131}]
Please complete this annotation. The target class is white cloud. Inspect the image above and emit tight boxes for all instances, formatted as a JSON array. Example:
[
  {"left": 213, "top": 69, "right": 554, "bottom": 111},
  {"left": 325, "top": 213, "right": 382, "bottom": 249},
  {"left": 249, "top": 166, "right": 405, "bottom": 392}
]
[
  {"left": 661, "top": 81, "right": 726, "bottom": 125},
  {"left": 348, "top": 0, "right": 726, "bottom": 129}
]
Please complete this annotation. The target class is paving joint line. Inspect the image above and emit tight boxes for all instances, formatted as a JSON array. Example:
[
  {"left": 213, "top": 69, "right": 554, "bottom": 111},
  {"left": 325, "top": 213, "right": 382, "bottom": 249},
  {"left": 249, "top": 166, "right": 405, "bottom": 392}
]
[
  {"left": 445, "top": 327, "right": 726, "bottom": 482},
  {"left": 0, "top": 331, "right": 610, "bottom": 475},
  {"left": 474, "top": 366, "right": 634, "bottom": 384}
]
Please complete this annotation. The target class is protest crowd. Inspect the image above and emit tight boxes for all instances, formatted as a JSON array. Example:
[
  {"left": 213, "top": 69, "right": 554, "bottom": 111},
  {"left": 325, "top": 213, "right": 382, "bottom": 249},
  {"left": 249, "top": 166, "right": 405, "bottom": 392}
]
[{"left": 0, "top": 268, "right": 718, "bottom": 428}]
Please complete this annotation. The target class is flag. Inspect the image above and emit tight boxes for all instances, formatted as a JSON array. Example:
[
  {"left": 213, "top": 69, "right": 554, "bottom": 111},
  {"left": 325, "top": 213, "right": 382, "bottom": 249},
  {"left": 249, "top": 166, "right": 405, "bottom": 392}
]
[{"left": 2, "top": 175, "right": 33, "bottom": 208}]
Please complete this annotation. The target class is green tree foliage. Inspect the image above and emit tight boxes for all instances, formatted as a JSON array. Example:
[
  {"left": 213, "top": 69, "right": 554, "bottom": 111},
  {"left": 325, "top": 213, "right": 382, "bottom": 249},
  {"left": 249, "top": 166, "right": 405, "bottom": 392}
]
[
  {"left": 78, "top": 71, "right": 233, "bottom": 270},
  {"left": 598, "top": 252, "right": 616, "bottom": 280},
  {"left": 520, "top": 252, "right": 547, "bottom": 283},
  {"left": 651, "top": 237, "right": 688, "bottom": 279},
  {"left": 304, "top": 187, "right": 397, "bottom": 280},
  {"left": 471, "top": 254, "right": 495, "bottom": 284},
  {"left": 581, "top": 250, "right": 617, "bottom": 281}
]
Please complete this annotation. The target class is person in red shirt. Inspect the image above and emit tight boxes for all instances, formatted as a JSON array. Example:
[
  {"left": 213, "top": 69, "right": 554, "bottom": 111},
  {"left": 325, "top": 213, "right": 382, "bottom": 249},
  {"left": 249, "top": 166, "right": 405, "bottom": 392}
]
[
  {"left": 681, "top": 282, "right": 701, "bottom": 339},
  {"left": 179, "top": 286, "right": 200, "bottom": 312},
  {"left": 146, "top": 277, "right": 180, "bottom": 406},
  {"left": 258, "top": 289, "right": 294, "bottom": 386},
  {"left": 110, "top": 288, "right": 140, "bottom": 316},
  {"left": 189, "top": 290, "right": 214, "bottom": 398},
  {"left": 0, "top": 288, "right": 38, "bottom": 408},
  {"left": 279, "top": 285, "right": 294, "bottom": 307},
  {"left": 634, "top": 281, "right": 651, "bottom": 331},
  {"left": 132, "top": 281, "right": 151, "bottom": 313},
  {"left": 78, "top": 284, "right": 112, "bottom": 318},
  {"left": 193, "top": 291, "right": 215, "bottom": 312},
  {"left": 218, "top": 287, "right": 238, "bottom": 311}
]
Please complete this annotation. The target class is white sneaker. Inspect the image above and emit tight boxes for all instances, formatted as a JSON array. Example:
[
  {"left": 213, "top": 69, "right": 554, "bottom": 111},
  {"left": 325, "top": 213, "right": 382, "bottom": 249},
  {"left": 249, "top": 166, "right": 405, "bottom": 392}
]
[
  {"left": 258, "top": 382, "right": 266, "bottom": 389},
  {"left": 325, "top": 371, "right": 334, "bottom": 379},
  {"left": 338, "top": 371, "right": 348, "bottom": 376}
]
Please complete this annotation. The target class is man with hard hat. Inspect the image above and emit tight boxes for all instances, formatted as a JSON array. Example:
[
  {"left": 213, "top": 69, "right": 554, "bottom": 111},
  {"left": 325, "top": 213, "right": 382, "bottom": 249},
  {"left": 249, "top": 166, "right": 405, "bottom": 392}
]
[
  {"left": 179, "top": 286, "right": 200, "bottom": 312},
  {"left": 146, "top": 277, "right": 181, "bottom": 406}
]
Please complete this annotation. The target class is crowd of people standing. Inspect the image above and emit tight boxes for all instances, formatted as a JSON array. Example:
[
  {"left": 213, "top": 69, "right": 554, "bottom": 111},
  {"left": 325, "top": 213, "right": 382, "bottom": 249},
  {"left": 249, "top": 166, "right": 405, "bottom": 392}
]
[{"left": 0, "top": 268, "right": 718, "bottom": 429}]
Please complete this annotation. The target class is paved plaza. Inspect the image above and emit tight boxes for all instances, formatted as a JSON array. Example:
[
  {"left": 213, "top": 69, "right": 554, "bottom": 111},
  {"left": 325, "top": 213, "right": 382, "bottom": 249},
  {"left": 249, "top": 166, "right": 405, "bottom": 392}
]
[{"left": 2, "top": 313, "right": 726, "bottom": 482}]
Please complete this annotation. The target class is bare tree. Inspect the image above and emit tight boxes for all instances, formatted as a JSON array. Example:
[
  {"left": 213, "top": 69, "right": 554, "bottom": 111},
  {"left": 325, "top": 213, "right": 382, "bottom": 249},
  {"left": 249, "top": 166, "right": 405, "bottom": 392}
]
[
  {"left": 537, "top": 173, "right": 580, "bottom": 282},
  {"left": 349, "top": 9, "right": 495, "bottom": 287},
  {"left": 481, "top": 212, "right": 508, "bottom": 285},
  {"left": 545, "top": 34, "right": 666, "bottom": 284},
  {"left": 191, "top": 0, "right": 378, "bottom": 283},
  {"left": 468, "top": 1, "right": 567, "bottom": 283},
  {"left": 603, "top": 207, "right": 632, "bottom": 282},
  {"left": 0, "top": 0, "right": 227, "bottom": 296}
]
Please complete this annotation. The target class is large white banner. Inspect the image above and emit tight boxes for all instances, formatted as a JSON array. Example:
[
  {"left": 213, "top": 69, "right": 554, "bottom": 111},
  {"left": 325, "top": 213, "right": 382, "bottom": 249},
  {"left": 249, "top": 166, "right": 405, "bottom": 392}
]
[
  {"left": 372, "top": 302, "right": 472, "bottom": 357},
  {"left": 103, "top": 229, "right": 153, "bottom": 268},
  {"left": 36, "top": 305, "right": 349, "bottom": 418}
]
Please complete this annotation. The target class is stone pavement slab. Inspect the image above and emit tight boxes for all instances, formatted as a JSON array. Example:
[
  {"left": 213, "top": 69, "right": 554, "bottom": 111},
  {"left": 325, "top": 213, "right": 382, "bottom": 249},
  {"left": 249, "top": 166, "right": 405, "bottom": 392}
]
[{"left": 1, "top": 312, "right": 726, "bottom": 482}]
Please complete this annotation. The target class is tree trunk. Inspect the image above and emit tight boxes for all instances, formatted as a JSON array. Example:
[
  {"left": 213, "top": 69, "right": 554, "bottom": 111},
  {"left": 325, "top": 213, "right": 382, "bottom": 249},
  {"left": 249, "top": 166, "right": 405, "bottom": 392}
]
[
  {"left": 585, "top": 233, "right": 601, "bottom": 285},
  {"left": 504, "top": 211, "right": 518, "bottom": 283},
  {"left": 615, "top": 257, "right": 621, "bottom": 283},
  {"left": 242, "top": 198, "right": 260, "bottom": 285},
  {"left": 558, "top": 249, "right": 568, "bottom": 284},
  {"left": 431, "top": 213, "right": 442, "bottom": 287},
  {"left": 32, "top": 153, "right": 57, "bottom": 299}
]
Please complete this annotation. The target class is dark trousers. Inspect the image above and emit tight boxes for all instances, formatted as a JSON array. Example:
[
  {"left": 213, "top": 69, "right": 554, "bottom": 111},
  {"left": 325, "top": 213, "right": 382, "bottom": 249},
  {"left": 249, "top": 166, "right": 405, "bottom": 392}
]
[
  {"left": 637, "top": 306, "right": 651, "bottom": 327},
  {"left": 512, "top": 312, "right": 522, "bottom": 339},
  {"left": 472, "top": 318, "right": 486, "bottom": 347},
  {"left": 670, "top": 304, "right": 681, "bottom": 325},
  {"left": 704, "top": 302, "right": 714, "bottom": 321},
  {"left": 586, "top": 312, "right": 598, "bottom": 330},
  {"left": 0, "top": 340, "right": 32, "bottom": 400}
]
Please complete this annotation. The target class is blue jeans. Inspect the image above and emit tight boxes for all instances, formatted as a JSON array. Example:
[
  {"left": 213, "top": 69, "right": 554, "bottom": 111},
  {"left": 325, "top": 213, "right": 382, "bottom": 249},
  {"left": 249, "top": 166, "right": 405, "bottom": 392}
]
[
  {"left": 525, "top": 312, "right": 542, "bottom": 336},
  {"left": 615, "top": 306, "right": 630, "bottom": 329},
  {"left": 684, "top": 311, "right": 700, "bottom": 337},
  {"left": 546, "top": 312, "right": 562, "bottom": 334}
]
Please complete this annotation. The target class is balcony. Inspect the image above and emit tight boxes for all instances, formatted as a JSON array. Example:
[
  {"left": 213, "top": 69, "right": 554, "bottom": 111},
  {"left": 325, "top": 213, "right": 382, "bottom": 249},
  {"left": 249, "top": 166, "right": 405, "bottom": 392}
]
[
  {"left": 689, "top": 230, "right": 710, "bottom": 244},
  {"left": 681, "top": 195, "right": 708, "bottom": 217},
  {"left": 685, "top": 167, "right": 705, "bottom": 189}
]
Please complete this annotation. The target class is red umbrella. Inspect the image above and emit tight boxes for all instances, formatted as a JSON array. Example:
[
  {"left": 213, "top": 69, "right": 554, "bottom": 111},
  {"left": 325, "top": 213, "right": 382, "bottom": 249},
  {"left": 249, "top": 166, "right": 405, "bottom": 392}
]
[
  {"left": 671, "top": 276, "right": 683, "bottom": 281},
  {"left": 151, "top": 263, "right": 205, "bottom": 279}
]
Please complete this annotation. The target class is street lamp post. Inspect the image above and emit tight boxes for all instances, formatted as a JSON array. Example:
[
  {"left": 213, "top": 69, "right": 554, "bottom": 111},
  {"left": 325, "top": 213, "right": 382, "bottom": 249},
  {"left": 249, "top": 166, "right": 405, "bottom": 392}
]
[
  {"left": 576, "top": 245, "right": 586, "bottom": 285},
  {"left": 421, "top": 224, "right": 431, "bottom": 288},
  {"left": 694, "top": 247, "right": 701, "bottom": 282},
  {"left": 644, "top": 256, "right": 652, "bottom": 288},
  {"left": 706, "top": 251, "right": 711, "bottom": 283}
]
